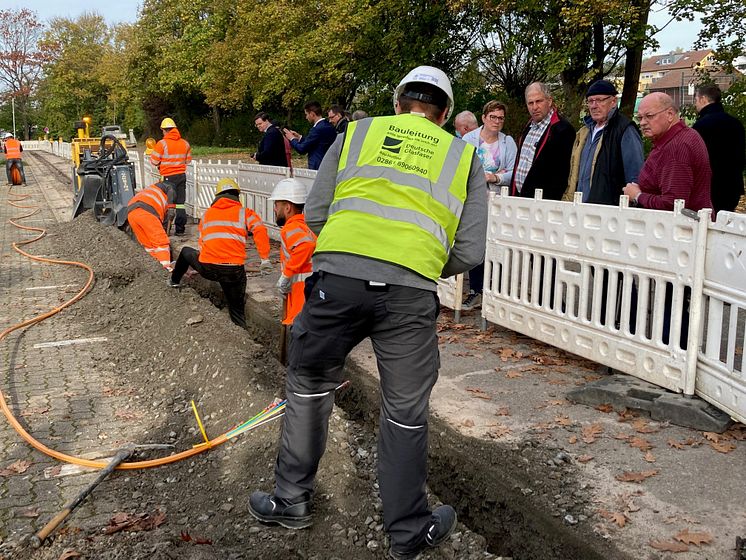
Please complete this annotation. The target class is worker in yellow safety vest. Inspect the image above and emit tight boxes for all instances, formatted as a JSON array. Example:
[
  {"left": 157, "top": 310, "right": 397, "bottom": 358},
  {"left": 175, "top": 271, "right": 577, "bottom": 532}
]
[
  {"left": 248, "top": 66, "right": 488, "bottom": 560},
  {"left": 150, "top": 118, "right": 192, "bottom": 236},
  {"left": 3, "top": 133, "right": 26, "bottom": 185}
]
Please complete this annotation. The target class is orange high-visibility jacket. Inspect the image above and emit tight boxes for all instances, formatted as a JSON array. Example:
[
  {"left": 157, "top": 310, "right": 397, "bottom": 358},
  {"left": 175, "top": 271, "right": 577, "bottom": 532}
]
[
  {"left": 280, "top": 214, "right": 316, "bottom": 324},
  {"left": 198, "top": 196, "right": 270, "bottom": 265},
  {"left": 150, "top": 128, "right": 192, "bottom": 176},
  {"left": 127, "top": 183, "right": 176, "bottom": 221},
  {"left": 4, "top": 138, "right": 22, "bottom": 159}
]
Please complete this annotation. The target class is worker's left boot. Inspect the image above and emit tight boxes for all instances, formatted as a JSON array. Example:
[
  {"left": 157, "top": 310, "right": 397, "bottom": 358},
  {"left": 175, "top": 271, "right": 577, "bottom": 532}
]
[
  {"left": 248, "top": 491, "right": 312, "bottom": 529},
  {"left": 388, "top": 505, "right": 457, "bottom": 560}
]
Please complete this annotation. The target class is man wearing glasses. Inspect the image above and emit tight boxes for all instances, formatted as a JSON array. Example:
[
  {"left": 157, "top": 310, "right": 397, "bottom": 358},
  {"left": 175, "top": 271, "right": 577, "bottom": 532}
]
[
  {"left": 565, "top": 80, "right": 643, "bottom": 205},
  {"left": 623, "top": 92, "right": 712, "bottom": 212}
]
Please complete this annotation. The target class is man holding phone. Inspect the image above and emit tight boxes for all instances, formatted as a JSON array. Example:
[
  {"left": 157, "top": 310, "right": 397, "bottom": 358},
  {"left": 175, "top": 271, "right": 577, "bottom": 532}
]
[{"left": 282, "top": 101, "right": 336, "bottom": 170}]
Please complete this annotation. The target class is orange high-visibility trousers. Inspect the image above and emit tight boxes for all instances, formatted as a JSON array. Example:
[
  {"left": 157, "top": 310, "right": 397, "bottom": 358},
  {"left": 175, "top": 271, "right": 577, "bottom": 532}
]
[{"left": 128, "top": 208, "right": 171, "bottom": 268}]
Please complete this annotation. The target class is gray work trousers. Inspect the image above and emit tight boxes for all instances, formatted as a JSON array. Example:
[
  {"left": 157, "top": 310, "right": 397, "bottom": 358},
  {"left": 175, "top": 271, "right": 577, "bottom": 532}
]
[{"left": 274, "top": 271, "right": 440, "bottom": 550}]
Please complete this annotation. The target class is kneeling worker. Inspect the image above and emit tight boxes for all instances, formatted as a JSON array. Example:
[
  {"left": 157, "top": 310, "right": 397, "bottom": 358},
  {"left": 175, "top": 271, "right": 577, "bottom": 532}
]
[
  {"left": 126, "top": 181, "right": 176, "bottom": 270},
  {"left": 269, "top": 178, "right": 316, "bottom": 324},
  {"left": 169, "top": 178, "right": 272, "bottom": 328}
]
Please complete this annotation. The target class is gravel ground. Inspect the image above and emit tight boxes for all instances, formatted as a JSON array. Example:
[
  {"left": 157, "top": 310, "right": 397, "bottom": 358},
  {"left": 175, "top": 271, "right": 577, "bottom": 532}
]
[{"left": 2, "top": 213, "right": 495, "bottom": 560}]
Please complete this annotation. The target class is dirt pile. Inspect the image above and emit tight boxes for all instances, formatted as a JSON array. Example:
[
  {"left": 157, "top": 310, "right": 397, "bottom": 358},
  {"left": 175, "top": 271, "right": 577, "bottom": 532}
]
[{"left": 7, "top": 213, "right": 492, "bottom": 560}]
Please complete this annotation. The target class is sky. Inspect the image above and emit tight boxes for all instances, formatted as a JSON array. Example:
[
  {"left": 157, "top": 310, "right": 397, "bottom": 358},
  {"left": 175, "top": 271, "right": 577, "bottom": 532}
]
[{"left": 10, "top": 0, "right": 705, "bottom": 56}]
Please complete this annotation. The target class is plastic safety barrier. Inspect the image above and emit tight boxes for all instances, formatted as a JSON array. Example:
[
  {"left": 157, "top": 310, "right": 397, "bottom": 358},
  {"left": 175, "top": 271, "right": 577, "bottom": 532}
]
[
  {"left": 16, "top": 145, "right": 746, "bottom": 422},
  {"left": 697, "top": 212, "right": 746, "bottom": 422}
]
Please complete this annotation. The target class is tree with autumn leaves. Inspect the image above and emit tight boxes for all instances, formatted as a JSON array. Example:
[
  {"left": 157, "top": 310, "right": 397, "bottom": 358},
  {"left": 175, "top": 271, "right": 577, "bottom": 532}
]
[{"left": 1, "top": 1, "right": 745, "bottom": 143}]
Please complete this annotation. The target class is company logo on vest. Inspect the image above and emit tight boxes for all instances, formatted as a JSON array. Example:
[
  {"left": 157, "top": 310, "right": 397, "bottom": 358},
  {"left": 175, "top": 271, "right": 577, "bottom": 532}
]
[{"left": 381, "top": 136, "right": 403, "bottom": 154}]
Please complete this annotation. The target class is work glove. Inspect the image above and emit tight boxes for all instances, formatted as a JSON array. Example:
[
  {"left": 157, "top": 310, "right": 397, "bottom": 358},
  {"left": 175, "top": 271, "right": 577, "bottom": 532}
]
[
  {"left": 260, "top": 258, "right": 273, "bottom": 273},
  {"left": 276, "top": 274, "right": 292, "bottom": 295}
]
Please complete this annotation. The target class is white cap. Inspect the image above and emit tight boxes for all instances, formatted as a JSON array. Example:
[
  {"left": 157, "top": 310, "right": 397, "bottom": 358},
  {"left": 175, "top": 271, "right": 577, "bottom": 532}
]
[
  {"left": 269, "top": 178, "right": 308, "bottom": 204},
  {"left": 393, "top": 65, "right": 454, "bottom": 123}
]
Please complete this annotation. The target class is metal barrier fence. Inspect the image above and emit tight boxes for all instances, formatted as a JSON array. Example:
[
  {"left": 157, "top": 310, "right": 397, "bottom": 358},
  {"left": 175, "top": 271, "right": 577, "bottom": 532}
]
[{"left": 22, "top": 142, "right": 746, "bottom": 423}]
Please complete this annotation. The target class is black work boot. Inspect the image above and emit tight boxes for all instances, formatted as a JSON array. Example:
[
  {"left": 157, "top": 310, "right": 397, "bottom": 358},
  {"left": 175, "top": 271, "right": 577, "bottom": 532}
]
[
  {"left": 388, "top": 505, "right": 457, "bottom": 560},
  {"left": 248, "top": 491, "right": 312, "bottom": 529}
]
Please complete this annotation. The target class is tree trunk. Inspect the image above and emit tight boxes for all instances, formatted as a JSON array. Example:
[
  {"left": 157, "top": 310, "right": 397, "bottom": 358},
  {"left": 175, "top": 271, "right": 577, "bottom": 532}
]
[
  {"left": 620, "top": 0, "right": 651, "bottom": 117},
  {"left": 212, "top": 106, "right": 221, "bottom": 145}
]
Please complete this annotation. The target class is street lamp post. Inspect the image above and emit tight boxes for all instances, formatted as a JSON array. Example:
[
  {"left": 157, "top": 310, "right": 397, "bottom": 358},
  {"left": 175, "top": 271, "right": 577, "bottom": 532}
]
[{"left": 11, "top": 96, "right": 16, "bottom": 137}]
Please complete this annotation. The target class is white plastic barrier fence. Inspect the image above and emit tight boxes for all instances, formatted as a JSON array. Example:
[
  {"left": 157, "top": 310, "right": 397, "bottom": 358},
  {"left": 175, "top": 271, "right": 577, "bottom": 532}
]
[
  {"left": 697, "top": 212, "right": 746, "bottom": 422},
  {"left": 481, "top": 188, "right": 709, "bottom": 397},
  {"left": 14, "top": 147, "right": 746, "bottom": 422}
]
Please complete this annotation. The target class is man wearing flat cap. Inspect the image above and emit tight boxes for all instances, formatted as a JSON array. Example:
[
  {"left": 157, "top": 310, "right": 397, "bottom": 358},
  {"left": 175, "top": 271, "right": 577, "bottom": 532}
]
[{"left": 564, "top": 80, "right": 643, "bottom": 205}]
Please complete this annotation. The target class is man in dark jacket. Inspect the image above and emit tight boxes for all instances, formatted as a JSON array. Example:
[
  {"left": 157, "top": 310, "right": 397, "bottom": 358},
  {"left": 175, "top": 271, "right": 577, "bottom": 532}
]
[
  {"left": 511, "top": 82, "right": 575, "bottom": 200},
  {"left": 564, "top": 80, "right": 643, "bottom": 205},
  {"left": 693, "top": 84, "right": 746, "bottom": 215},
  {"left": 283, "top": 101, "right": 336, "bottom": 170},
  {"left": 327, "top": 104, "right": 349, "bottom": 134},
  {"left": 253, "top": 112, "right": 290, "bottom": 167}
]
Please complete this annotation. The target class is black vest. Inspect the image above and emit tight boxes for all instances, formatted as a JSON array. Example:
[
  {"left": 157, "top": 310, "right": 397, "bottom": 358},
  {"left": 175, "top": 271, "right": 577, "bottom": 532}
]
[{"left": 587, "top": 111, "right": 638, "bottom": 205}]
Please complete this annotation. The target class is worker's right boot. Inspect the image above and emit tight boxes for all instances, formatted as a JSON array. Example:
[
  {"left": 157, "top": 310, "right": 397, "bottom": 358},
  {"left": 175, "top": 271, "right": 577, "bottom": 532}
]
[
  {"left": 248, "top": 491, "right": 312, "bottom": 529},
  {"left": 388, "top": 505, "right": 457, "bottom": 560}
]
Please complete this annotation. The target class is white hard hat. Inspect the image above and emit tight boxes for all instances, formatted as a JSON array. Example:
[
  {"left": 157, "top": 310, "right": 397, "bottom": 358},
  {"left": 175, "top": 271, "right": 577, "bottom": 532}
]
[
  {"left": 269, "top": 178, "right": 308, "bottom": 204},
  {"left": 4, "top": 132, "right": 13, "bottom": 139},
  {"left": 393, "top": 65, "right": 454, "bottom": 123}
]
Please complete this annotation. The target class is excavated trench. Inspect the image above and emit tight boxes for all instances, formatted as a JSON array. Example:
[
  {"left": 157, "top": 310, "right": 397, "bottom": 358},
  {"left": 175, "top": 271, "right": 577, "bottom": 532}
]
[{"left": 191, "top": 280, "right": 629, "bottom": 560}]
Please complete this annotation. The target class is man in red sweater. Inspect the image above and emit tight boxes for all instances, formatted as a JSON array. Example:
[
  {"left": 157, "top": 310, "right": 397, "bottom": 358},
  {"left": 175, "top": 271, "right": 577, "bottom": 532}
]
[{"left": 623, "top": 92, "right": 712, "bottom": 212}]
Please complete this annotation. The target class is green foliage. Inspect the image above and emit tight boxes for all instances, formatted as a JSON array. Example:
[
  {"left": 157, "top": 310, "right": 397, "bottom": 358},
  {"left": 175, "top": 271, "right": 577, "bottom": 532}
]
[{"left": 722, "top": 78, "right": 746, "bottom": 130}]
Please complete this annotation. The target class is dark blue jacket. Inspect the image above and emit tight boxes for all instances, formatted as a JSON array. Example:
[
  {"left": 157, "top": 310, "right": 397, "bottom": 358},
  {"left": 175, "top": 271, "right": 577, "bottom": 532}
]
[
  {"left": 255, "top": 125, "right": 288, "bottom": 167},
  {"left": 290, "top": 119, "right": 336, "bottom": 170}
]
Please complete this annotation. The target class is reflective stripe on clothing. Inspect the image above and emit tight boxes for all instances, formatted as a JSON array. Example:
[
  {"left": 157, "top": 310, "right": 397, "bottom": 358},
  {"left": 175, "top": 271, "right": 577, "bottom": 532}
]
[
  {"left": 280, "top": 214, "right": 316, "bottom": 325},
  {"left": 4, "top": 139, "right": 22, "bottom": 159},
  {"left": 198, "top": 197, "right": 270, "bottom": 264},
  {"left": 316, "top": 113, "right": 472, "bottom": 282},
  {"left": 128, "top": 208, "right": 171, "bottom": 268},
  {"left": 127, "top": 184, "right": 169, "bottom": 222},
  {"left": 150, "top": 131, "right": 191, "bottom": 176}
]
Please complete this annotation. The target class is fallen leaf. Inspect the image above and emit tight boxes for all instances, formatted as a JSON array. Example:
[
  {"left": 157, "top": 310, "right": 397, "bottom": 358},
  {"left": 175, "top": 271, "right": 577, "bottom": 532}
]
[
  {"left": 577, "top": 454, "right": 594, "bottom": 463},
  {"left": 643, "top": 451, "right": 656, "bottom": 463},
  {"left": 628, "top": 436, "right": 654, "bottom": 452},
  {"left": 103, "top": 510, "right": 166, "bottom": 534},
  {"left": 631, "top": 419, "right": 658, "bottom": 433},
  {"left": 584, "top": 374, "right": 602, "bottom": 382},
  {"left": 0, "top": 459, "right": 32, "bottom": 476},
  {"left": 568, "top": 436, "right": 578, "bottom": 444},
  {"left": 674, "top": 528, "right": 713, "bottom": 546},
  {"left": 581, "top": 423, "right": 603, "bottom": 444},
  {"left": 615, "top": 470, "right": 659, "bottom": 483},
  {"left": 497, "top": 348, "right": 522, "bottom": 362},
  {"left": 649, "top": 539, "right": 689, "bottom": 552},
  {"left": 180, "top": 531, "right": 213, "bottom": 545},
  {"left": 709, "top": 441, "right": 736, "bottom": 454},
  {"left": 465, "top": 387, "right": 492, "bottom": 400},
  {"left": 595, "top": 403, "right": 614, "bottom": 413},
  {"left": 597, "top": 509, "right": 628, "bottom": 527},
  {"left": 547, "top": 378, "right": 570, "bottom": 385},
  {"left": 495, "top": 407, "right": 510, "bottom": 416},
  {"left": 554, "top": 415, "right": 573, "bottom": 426},
  {"left": 617, "top": 408, "right": 639, "bottom": 422},
  {"left": 724, "top": 424, "right": 746, "bottom": 441},
  {"left": 702, "top": 431, "right": 721, "bottom": 442},
  {"left": 613, "top": 433, "right": 631, "bottom": 441},
  {"left": 58, "top": 550, "right": 81, "bottom": 560},
  {"left": 505, "top": 370, "right": 523, "bottom": 379},
  {"left": 667, "top": 439, "right": 686, "bottom": 449}
]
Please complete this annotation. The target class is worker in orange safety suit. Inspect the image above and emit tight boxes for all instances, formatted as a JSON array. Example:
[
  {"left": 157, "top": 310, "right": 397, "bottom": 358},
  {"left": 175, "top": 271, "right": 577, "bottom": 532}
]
[
  {"left": 269, "top": 178, "right": 316, "bottom": 325},
  {"left": 169, "top": 178, "right": 272, "bottom": 328},
  {"left": 3, "top": 133, "right": 26, "bottom": 185},
  {"left": 150, "top": 117, "right": 192, "bottom": 236},
  {"left": 126, "top": 182, "right": 177, "bottom": 270}
]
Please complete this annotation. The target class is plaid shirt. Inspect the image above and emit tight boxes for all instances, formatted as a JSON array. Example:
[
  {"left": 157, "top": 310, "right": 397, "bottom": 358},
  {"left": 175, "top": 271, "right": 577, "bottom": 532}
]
[{"left": 513, "top": 110, "right": 554, "bottom": 193}]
